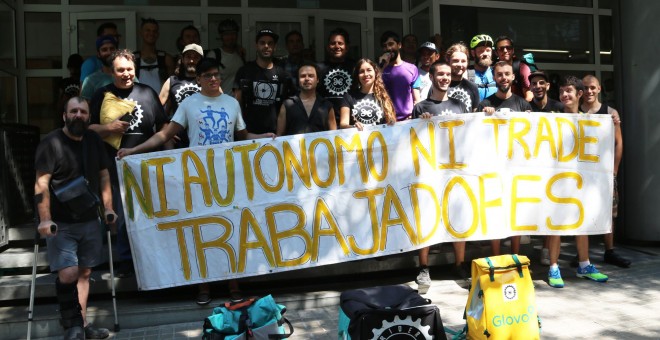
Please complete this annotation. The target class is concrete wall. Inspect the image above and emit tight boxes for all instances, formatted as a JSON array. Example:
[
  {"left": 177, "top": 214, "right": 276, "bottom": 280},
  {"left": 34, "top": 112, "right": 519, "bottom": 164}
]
[{"left": 619, "top": 1, "right": 660, "bottom": 241}]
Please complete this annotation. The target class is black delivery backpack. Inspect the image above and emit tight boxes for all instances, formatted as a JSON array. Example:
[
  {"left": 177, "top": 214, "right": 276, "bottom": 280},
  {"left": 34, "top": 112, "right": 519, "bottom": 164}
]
[{"left": 337, "top": 285, "right": 447, "bottom": 340}]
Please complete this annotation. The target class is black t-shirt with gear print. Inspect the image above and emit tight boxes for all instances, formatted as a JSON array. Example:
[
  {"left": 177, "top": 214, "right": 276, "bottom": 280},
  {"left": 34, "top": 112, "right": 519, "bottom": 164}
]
[
  {"left": 477, "top": 93, "right": 532, "bottom": 112},
  {"left": 448, "top": 78, "right": 480, "bottom": 112},
  {"left": 90, "top": 83, "right": 167, "bottom": 182},
  {"left": 342, "top": 91, "right": 387, "bottom": 126},
  {"left": 234, "top": 61, "right": 294, "bottom": 134},
  {"left": 412, "top": 97, "right": 467, "bottom": 118},
  {"left": 318, "top": 58, "right": 356, "bottom": 122},
  {"left": 168, "top": 75, "right": 201, "bottom": 114}
]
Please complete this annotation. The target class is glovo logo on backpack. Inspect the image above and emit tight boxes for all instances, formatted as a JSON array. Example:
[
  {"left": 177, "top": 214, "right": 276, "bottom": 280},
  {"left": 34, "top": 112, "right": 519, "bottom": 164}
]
[{"left": 465, "top": 255, "right": 540, "bottom": 340}]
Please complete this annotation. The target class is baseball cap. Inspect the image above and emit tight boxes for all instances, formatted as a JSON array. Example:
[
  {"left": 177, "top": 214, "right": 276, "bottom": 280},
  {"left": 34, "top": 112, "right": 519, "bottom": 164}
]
[
  {"left": 96, "top": 35, "right": 118, "bottom": 50},
  {"left": 528, "top": 70, "right": 549, "bottom": 82},
  {"left": 418, "top": 42, "right": 437, "bottom": 53},
  {"left": 182, "top": 43, "right": 204, "bottom": 56},
  {"left": 470, "top": 34, "right": 493, "bottom": 49},
  {"left": 256, "top": 29, "right": 279, "bottom": 43}
]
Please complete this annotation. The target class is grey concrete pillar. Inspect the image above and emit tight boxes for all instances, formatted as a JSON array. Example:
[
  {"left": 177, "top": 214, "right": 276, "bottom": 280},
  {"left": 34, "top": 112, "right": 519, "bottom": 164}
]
[{"left": 619, "top": 1, "right": 660, "bottom": 241}]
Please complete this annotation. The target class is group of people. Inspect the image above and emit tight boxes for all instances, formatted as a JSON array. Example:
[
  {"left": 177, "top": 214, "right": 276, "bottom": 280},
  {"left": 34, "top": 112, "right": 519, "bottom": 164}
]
[{"left": 40, "top": 18, "right": 627, "bottom": 339}]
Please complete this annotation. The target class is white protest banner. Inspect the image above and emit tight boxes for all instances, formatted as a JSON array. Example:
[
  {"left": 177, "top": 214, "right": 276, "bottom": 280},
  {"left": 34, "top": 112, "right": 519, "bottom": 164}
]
[{"left": 118, "top": 112, "right": 614, "bottom": 290}]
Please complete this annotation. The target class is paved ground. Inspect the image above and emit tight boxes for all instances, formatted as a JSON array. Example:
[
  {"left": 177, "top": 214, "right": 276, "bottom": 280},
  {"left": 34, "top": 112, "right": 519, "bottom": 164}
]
[{"left": 36, "top": 242, "right": 660, "bottom": 339}]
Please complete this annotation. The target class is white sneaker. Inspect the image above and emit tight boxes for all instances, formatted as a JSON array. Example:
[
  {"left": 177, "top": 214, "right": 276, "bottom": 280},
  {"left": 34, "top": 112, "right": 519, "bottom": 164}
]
[{"left": 540, "top": 248, "right": 550, "bottom": 266}]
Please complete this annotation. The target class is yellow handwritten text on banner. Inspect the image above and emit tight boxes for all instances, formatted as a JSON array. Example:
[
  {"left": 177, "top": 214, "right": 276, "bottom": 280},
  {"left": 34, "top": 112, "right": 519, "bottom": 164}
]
[{"left": 118, "top": 112, "right": 614, "bottom": 290}]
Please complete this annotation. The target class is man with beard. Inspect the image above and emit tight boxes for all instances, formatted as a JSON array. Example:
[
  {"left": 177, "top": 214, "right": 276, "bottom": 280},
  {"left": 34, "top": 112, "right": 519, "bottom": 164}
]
[
  {"left": 528, "top": 70, "right": 564, "bottom": 113},
  {"left": 80, "top": 35, "right": 118, "bottom": 100},
  {"left": 478, "top": 61, "right": 532, "bottom": 115},
  {"left": 117, "top": 58, "right": 275, "bottom": 304},
  {"left": 234, "top": 29, "right": 293, "bottom": 134},
  {"left": 446, "top": 42, "right": 479, "bottom": 112},
  {"left": 159, "top": 43, "right": 203, "bottom": 148},
  {"left": 477, "top": 61, "right": 531, "bottom": 257},
  {"left": 277, "top": 62, "right": 337, "bottom": 136},
  {"left": 207, "top": 19, "right": 246, "bottom": 96},
  {"left": 379, "top": 30, "right": 421, "bottom": 121},
  {"left": 411, "top": 62, "right": 468, "bottom": 288},
  {"left": 417, "top": 42, "right": 439, "bottom": 99},
  {"left": 89, "top": 49, "right": 167, "bottom": 278},
  {"left": 35, "top": 96, "right": 116, "bottom": 339},
  {"left": 318, "top": 28, "right": 356, "bottom": 124},
  {"left": 468, "top": 34, "right": 497, "bottom": 101}
]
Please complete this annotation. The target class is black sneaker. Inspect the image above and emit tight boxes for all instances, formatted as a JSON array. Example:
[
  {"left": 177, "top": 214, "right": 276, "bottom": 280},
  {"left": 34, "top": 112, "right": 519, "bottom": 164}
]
[
  {"left": 604, "top": 250, "right": 631, "bottom": 268},
  {"left": 115, "top": 260, "right": 135, "bottom": 278},
  {"left": 63, "top": 326, "right": 85, "bottom": 340},
  {"left": 451, "top": 264, "right": 469, "bottom": 280},
  {"left": 84, "top": 323, "right": 110, "bottom": 339}
]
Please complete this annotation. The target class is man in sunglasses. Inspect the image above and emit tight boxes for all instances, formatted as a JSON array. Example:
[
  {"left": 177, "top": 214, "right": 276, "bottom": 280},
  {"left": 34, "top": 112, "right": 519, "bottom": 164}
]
[{"left": 495, "top": 36, "right": 532, "bottom": 101}]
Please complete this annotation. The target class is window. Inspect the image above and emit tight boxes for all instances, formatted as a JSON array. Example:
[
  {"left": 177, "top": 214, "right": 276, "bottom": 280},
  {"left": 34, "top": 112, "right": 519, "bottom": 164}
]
[
  {"left": 375, "top": 1, "right": 402, "bottom": 12},
  {"left": 27, "top": 77, "right": 62, "bottom": 134},
  {"left": 209, "top": 0, "right": 241, "bottom": 6},
  {"left": 25, "top": 12, "right": 62, "bottom": 69},
  {"left": 71, "top": 0, "right": 199, "bottom": 5},
  {"left": 410, "top": 9, "right": 430, "bottom": 44},
  {"left": 0, "top": 2, "right": 15, "bottom": 68},
  {"left": 0, "top": 73, "right": 17, "bottom": 123},
  {"left": 440, "top": 5, "right": 594, "bottom": 64}
]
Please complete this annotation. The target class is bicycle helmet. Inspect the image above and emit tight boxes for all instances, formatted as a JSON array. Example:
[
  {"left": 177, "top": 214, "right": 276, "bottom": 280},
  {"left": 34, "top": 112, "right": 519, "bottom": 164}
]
[
  {"left": 470, "top": 34, "right": 493, "bottom": 49},
  {"left": 218, "top": 19, "right": 239, "bottom": 35}
]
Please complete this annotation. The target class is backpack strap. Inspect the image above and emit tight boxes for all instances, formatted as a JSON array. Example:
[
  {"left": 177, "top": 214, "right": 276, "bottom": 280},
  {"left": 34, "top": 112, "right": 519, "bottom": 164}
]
[
  {"left": 133, "top": 50, "right": 142, "bottom": 78},
  {"left": 156, "top": 50, "right": 169, "bottom": 82},
  {"left": 467, "top": 68, "right": 475, "bottom": 83},
  {"left": 512, "top": 59, "right": 521, "bottom": 86},
  {"left": 484, "top": 257, "right": 495, "bottom": 282},
  {"left": 211, "top": 48, "right": 226, "bottom": 69},
  {"left": 511, "top": 254, "right": 524, "bottom": 278}
]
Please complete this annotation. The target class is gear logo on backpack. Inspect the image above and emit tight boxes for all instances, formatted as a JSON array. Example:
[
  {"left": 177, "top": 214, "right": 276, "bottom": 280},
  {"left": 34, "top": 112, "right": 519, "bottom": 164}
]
[
  {"left": 369, "top": 315, "right": 432, "bottom": 340},
  {"left": 503, "top": 284, "right": 517, "bottom": 301}
]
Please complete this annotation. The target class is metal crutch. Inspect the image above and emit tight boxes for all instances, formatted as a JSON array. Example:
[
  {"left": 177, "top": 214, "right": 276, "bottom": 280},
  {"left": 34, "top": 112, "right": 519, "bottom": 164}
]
[
  {"left": 27, "top": 223, "right": 56, "bottom": 340},
  {"left": 103, "top": 213, "right": 120, "bottom": 332}
]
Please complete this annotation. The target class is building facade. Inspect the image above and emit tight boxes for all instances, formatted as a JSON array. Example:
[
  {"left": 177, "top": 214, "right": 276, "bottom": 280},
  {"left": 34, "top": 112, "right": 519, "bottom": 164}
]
[{"left": 2, "top": 0, "right": 656, "bottom": 242}]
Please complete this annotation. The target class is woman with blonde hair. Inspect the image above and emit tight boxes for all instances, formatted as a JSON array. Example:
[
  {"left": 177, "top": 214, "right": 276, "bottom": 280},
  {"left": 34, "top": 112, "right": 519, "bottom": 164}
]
[{"left": 339, "top": 58, "right": 396, "bottom": 130}]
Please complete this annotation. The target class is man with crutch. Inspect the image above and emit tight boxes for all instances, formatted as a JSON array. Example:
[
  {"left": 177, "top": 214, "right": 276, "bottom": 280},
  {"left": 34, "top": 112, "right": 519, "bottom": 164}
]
[{"left": 33, "top": 96, "right": 117, "bottom": 339}]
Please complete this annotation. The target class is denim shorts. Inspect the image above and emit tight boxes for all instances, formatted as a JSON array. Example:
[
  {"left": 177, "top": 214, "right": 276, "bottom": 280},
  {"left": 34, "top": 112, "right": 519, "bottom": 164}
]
[{"left": 46, "top": 219, "right": 103, "bottom": 272}]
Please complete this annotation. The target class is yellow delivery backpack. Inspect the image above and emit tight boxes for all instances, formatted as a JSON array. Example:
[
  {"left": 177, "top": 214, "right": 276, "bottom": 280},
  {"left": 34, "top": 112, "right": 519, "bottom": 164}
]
[{"left": 465, "top": 254, "right": 540, "bottom": 339}]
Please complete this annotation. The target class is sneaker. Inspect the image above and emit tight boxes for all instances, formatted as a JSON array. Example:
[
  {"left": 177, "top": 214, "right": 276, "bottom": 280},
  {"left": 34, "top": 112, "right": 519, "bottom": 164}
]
[
  {"left": 604, "top": 250, "right": 631, "bottom": 268},
  {"left": 415, "top": 268, "right": 432, "bottom": 287},
  {"left": 547, "top": 267, "right": 564, "bottom": 288},
  {"left": 115, "top": 260, "right": 135, "bottom": 278},
  {"left": 540, "top": 248, "right": 550, "bottom": 266},
  {"left": 84, "top": 323, "right": 110, "bottom": 339},
  {"left": 451, "top": 264, "right": 470, "bottom": 280},
  {"left": 577, "top": 264, "right": 609, "bottom": 282},
  {"left": 196, "top": 291, "right": 212, "bottom": 305},
  {"left": 63, "top": 326, "right": 85, "bottom": 340}
]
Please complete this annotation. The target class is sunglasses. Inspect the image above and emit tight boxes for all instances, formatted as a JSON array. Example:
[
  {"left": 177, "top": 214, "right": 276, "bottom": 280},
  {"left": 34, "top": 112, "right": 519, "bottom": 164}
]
[
  {"left": 498, "top": 45, "right": 513, "bottom": 52},
  {"left": 201, "top": 72, "right": 221, "bottom": 80}
]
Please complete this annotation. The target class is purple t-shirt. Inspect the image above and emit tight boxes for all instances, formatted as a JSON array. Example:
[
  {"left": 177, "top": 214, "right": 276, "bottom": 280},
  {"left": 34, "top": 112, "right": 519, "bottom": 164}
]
[{"left": 382, "top": 61, "right": 420, "bottom": 121}]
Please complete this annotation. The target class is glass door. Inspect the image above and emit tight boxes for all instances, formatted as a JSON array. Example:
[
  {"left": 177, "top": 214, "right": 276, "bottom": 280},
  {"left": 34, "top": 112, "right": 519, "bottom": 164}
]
[
  {"left": 316, "top": 15, "right": 367, "bottom": 62},
  {"left": 247, "top": 14, "right": 310, "bottom": 60},
  {"left": 69, "top": 12, "right": 136, "bottom": 58}
]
